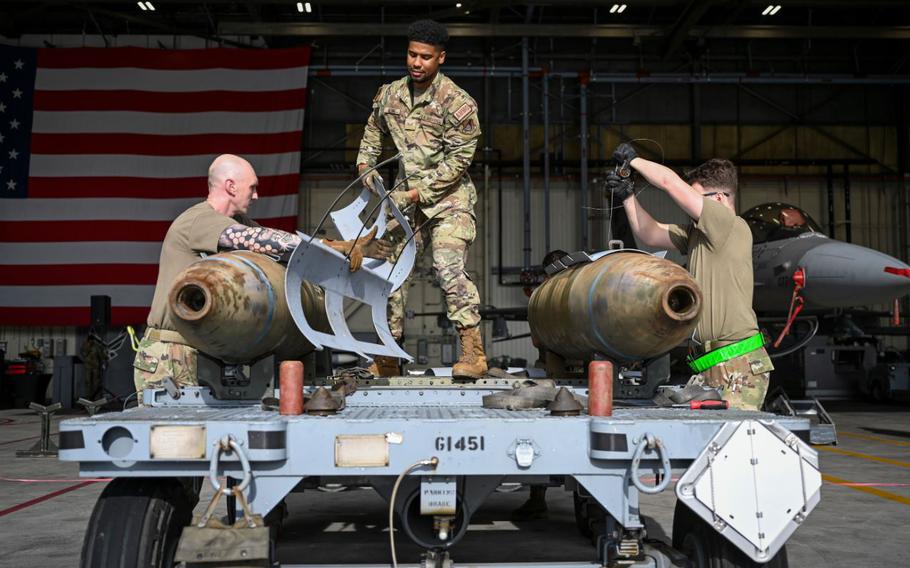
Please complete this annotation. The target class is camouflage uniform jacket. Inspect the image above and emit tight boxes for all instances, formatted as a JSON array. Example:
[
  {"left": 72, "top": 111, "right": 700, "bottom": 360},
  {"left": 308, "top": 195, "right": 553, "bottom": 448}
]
[{"left": 356, "top": 72, "right": 481, "bottom": 219}]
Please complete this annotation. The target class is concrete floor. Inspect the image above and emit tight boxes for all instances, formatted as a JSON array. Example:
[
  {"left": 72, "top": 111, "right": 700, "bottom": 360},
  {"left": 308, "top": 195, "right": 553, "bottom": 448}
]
[{"left": 1, "top": 401, "right": 909, "bottom": 567}]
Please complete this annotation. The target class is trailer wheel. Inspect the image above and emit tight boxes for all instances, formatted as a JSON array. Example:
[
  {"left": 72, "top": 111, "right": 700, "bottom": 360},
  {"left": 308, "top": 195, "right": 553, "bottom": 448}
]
[
  {"left": 672, "top": 500, "right": 789, "bottom": 568},
  {"left": 870, "top": 379, "right": 890, "bottom": 402},
  {"left": 81, "top": 478, "right": 197, "bottom": 568}
]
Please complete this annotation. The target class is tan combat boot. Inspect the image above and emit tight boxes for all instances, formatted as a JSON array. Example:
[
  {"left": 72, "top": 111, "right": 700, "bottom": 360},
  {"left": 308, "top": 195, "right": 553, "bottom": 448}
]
[
  {"left": 453, "top": 325, "right": 488, "bottom": 381},
  {"left": 366, "top": 356, "right": 401, "bottom": 377}
]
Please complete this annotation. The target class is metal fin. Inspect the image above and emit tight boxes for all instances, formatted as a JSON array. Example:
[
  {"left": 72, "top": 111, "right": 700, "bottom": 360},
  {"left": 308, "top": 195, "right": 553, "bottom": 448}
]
[{"left": 285, "top": 178, "right": 416, "bottom": 361}]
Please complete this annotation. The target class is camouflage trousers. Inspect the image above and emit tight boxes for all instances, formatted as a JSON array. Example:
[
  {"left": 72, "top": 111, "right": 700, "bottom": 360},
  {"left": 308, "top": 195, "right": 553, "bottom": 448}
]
[
  {"left": 687, "top": 346, "right": 774, "bottom": 411},
  {"left": 133, "top": 336, "right": 198, "bottom": 405},
  {"left": 387, "top": 209, "right": 481, "bottom": 340}
]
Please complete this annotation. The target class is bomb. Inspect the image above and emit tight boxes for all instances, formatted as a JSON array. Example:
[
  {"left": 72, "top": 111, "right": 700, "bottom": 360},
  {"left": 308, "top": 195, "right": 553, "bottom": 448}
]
[
  {"left": 168, "top": 251, "right": 329, "bottom": 363},
  {"left": 528, "top": 252, "right": 702, "bottom": 362}
]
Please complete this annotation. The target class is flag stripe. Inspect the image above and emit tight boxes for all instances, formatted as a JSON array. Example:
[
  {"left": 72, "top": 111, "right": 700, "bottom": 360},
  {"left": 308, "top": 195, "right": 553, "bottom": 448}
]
[
  {"left": 31, "top": 131, "right": 303, "bottom": 156},
  {"left": 27, "top": 174, "right": 300, "bottom": 199},
  {"left": 38, "top": 46, "right": 312, "bottom": 71},
  {"left": 28, "top": 152, "right": 301, "bottom": 178},
  {"left": 35, "top": 67, "right": 309, "bottom": 92},
  {"left": 34, "top": 89, "right": 309, "bottom": 113},
  {"left": 0, "top": 264, "right": 159, "bottom": 286},
  {"left": 1, "top": 195, "right": 298, "bottom": 221},
  {"left": 0, "top": 285, "right": 155, "bottom": 307},
  {"left": 0, "top": 45, "right": 311, "bottom": 326},
  {"left": 0, "top": 307, "right": 151, "bottom": 326},
  {"left": 32, "top": 110, "right": 305, "bottom": 135},
  {"left": 0, "top": 242, "right": 163, "bottom": 265},
  {"left": 0, "top": 216, "right": 298, "bottom": 243}
]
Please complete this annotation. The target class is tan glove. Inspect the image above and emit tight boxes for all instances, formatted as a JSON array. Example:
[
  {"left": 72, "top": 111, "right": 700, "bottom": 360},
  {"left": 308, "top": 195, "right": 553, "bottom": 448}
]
[
  {"left": 323, "top": 226, "right": 388, "bottom": 272},
  {"left": 362, "top": 234, "right": 393, "bottom": 260}
]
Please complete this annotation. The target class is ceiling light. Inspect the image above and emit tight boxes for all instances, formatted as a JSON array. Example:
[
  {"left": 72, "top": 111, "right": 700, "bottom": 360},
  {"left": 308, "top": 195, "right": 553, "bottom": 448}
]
[
  {"left": 464, "top": 9, "right": 470, "bottom": 14},
  {"left": 137, "top": 1, "right": 147, "bottom": 10},
  {"left": 762, "top": 5, "right": 773, "bottom": 15},
  {"left": 296, "top": 2, "right": 304, "bottom": 12},
  {"left": 305, "top": 2, "right": 312, "bottom": 13},
  {"left": 610, "top": 4, "right": 619, "bottom": 13},
  {"left": 456, "top": 2, "right": 462, "bottom": 7},
  {"left": 618, "top": 4, "right": 627, "bottom": 13},
  {"left": 145, "top": 1, "right": 155, "bottom": 10},
  {"left": 770, "top": 5, "right": 781, "bottom": 15}
]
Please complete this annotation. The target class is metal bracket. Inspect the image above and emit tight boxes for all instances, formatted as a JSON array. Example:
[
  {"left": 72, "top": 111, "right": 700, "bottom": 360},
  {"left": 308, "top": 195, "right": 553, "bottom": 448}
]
[
  {"left": 76, "top": 397, "right": 109, "bottom": 417},
  {"left": 16, "top": 402, "right": 62, "bottom": 458},
  {"left": 285, "top": 178, "right": 416, "bottom": 361},
  {"left": 544, "top": 248, "right": 650, "bottom": 276},
  {"left": 507, "top": 438, "right": 541, "bottom": 468}
]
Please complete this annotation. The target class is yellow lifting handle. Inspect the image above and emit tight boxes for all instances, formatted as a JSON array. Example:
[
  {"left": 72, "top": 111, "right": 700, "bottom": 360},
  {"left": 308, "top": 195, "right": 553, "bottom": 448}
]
[{"left": 126, "top": 325, "right": 141, "bottom": 352}]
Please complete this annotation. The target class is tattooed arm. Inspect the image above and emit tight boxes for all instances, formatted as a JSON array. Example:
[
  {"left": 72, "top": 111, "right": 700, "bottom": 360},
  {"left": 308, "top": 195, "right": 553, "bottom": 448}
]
[
  {"left": 218, "top": 224, "right": 301, "bottom": 261},
  {"left": 217, "top": 224, "right": 393, "bottom": 271}
]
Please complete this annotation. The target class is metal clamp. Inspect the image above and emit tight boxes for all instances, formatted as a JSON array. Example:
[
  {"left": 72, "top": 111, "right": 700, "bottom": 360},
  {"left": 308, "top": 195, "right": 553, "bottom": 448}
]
[
  {"left": 208, "top": 436, "right": 253, "bottom": 496},
  {"left": 629, "top": 433, "right": 672, "bottom": 494}
]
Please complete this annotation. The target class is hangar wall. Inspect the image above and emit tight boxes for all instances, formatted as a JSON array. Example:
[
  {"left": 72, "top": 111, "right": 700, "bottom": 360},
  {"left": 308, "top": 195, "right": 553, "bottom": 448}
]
[
  {"left": 300, "top": 170, "right": 909, "bottom": 367},
  {"left": 2, "top": 33, "right": 909, "bottom": 373}
]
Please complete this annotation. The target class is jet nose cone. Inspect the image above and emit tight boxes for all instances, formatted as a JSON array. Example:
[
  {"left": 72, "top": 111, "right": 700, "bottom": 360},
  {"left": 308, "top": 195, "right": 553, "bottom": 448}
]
[{"left": 800, "top": 242, "right": 910, "bottom": 308}]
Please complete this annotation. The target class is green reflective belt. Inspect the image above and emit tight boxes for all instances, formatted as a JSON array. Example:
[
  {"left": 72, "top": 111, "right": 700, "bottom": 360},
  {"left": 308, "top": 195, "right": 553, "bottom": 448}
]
[{"left": 687, "top": 333, "right": 765, "bottom": 373}]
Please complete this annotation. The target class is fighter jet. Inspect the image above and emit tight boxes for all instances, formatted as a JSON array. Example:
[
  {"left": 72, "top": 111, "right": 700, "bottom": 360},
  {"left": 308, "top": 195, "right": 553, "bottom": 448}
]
[{"left": 746, "top": 203, "right": 910, "bottom": 314}]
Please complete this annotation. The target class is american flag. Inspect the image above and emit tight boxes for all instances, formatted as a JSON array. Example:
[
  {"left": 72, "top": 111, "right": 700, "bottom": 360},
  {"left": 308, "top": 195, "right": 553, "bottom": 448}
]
[{"left": 0, "top": 45, "right": 310, "bottom": 326}]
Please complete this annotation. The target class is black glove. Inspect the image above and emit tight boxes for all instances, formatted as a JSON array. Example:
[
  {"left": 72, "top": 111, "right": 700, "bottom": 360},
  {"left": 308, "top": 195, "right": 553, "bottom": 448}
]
[
  {"left": 612, "top": 142, "right": 638, "bottom": 166},
  {"left": 605, "top": 171, "right": 634, "bottom": 202}
]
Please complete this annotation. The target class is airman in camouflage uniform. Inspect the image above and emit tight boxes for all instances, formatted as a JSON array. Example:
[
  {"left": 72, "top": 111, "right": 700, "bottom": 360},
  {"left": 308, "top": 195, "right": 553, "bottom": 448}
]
[
  {"left": 688, "top": 341, "right": 773, "bottom": 410},
  {"left": 607, "top": 146, "right": 772, "bottom": 410},
  {"left": 133, "top": 334, "right": 198, "bottom": 405},
  {"left": 135, "top": 154, "right": 387, "bottom": 404},
  {"left": 357, "top": 19, "right": 486, "bottom": 379}
]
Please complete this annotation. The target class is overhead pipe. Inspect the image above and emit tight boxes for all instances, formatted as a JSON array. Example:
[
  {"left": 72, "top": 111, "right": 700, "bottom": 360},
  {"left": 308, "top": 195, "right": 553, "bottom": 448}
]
[{"left": 308, "top": 66, "right": 910, "bottom": 85}]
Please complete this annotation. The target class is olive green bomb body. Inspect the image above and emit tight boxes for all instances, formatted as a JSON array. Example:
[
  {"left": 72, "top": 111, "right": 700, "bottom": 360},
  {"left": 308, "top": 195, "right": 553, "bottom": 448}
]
[
  {"left": 528, "top": 253, "right": 702, "bottom": 362},
  {"left": 168, "top": 251, "right": 329, "bottom": 363}
]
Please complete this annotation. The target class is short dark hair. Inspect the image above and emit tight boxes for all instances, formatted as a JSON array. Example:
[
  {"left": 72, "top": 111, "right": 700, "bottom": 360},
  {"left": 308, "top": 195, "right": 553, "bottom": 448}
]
[
  {"left": 684, "top": 159, "right": 738, "bottom": 195},
  {"left": 542, "top": 249, "right": 568, "bottom": 267},
  {"left": 407, "top": 19, "right": 449, "bottom": 49}
]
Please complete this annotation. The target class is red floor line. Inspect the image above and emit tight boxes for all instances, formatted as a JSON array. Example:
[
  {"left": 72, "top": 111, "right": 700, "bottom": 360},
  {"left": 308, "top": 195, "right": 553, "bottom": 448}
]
[
  {"left": 0, "top": 480, "right": 101, "bottom": 517},
  {"left": 1, "top": 476, "right": 112, "bottom": 483},
  {"left": 0, "top": 433, "right": 57, "bottom": 447},
  {"left": 0, "top": 419, "right": 42, "bottom": 426}
]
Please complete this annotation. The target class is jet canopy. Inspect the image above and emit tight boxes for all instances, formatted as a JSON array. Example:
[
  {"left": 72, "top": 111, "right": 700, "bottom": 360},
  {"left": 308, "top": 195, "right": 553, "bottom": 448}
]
[{"left": 741, "top": 202, "right": 825, "bottom": 244}]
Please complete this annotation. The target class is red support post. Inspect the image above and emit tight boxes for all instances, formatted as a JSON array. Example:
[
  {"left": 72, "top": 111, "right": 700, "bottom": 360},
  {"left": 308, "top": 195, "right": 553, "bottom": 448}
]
[
  {"left": 279, "top": 360, "right": 304, "bottom": 416},
  {"left": 588, "top": 360, "right": 614, "bottom": 417}
]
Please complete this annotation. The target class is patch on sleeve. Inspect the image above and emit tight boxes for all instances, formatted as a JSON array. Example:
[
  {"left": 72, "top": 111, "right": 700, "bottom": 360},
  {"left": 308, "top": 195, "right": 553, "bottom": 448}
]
[
  {"left": 453, "top": 102, "right": 475, "bottom": 123},
  {"left": 461, "top": 117, "right": 477, "bottom": 134}
]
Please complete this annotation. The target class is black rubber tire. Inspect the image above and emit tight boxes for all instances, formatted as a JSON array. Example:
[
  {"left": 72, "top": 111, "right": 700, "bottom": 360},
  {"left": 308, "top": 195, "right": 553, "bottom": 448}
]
[
  {"left": 81, "top": 478, "right": 197, "bottom": 568},
  {"left": 870, "top": 380, "right": 889, "bottom": 403},
  {"left": 672, "top": 500, "right": 789, "bottom": 568}
]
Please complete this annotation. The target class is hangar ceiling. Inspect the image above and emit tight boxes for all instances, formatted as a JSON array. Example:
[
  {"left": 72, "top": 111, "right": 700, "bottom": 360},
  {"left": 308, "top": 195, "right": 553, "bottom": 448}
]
[{"left": 2, "top": 1, "right": 910, "bottom": 75}]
